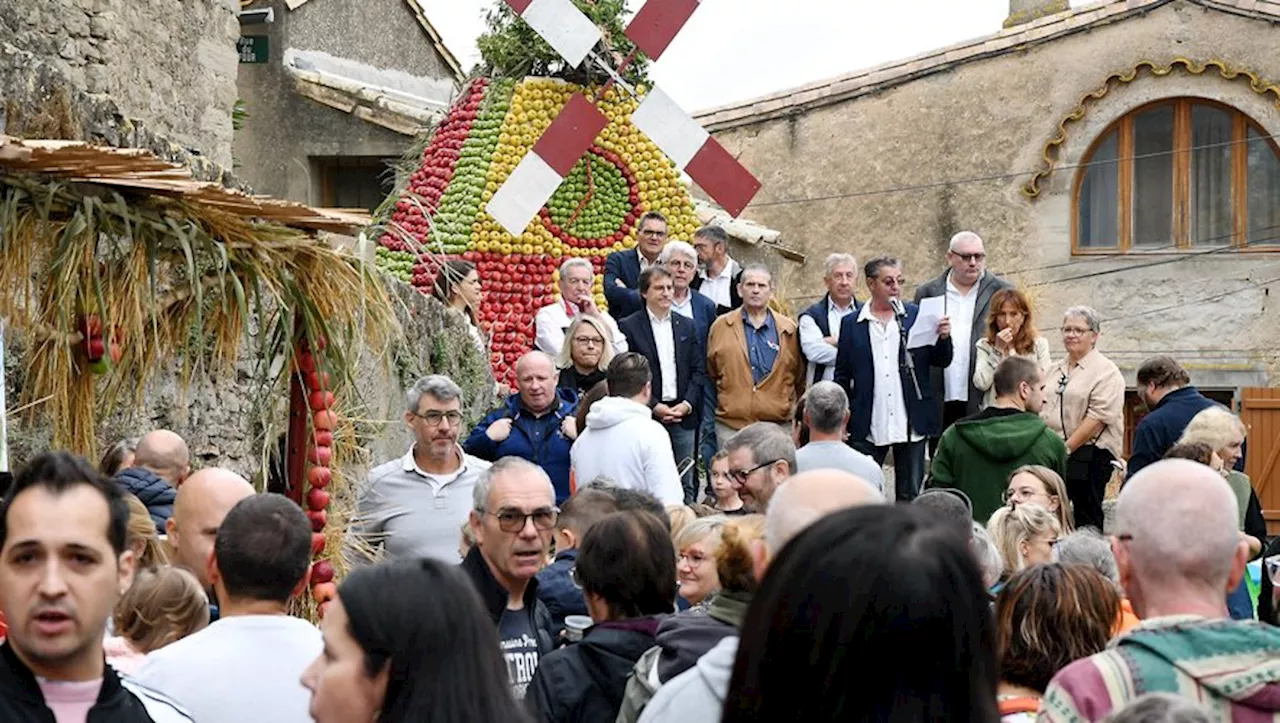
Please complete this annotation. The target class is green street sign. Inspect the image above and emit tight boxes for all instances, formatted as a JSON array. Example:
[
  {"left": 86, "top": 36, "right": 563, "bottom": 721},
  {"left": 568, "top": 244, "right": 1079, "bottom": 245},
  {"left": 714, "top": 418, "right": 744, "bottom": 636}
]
[{"left": 237, "top": 36, "right": 268, "bottom": 64}]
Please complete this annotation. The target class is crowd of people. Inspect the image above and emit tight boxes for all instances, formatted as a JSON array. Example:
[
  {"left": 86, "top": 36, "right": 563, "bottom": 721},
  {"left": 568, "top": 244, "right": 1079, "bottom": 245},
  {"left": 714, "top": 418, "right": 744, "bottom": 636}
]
[{"left": 0, "top": 213, "right": 1276, "bottom": 722}]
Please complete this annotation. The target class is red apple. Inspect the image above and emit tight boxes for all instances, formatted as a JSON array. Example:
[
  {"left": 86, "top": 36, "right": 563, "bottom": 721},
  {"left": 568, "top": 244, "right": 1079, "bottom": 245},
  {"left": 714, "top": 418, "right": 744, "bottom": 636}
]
[
  {"left": 306, "top": 488, "right": 331, "bottom": 511},
  {"left": 312, "top": 581, "right": 338, "bottom": 603},
  {"left": 307, "top": 466, "right": 332, "bottom": 489},
  {"left": 306, "top": 510, "right": 327, "bottom": 532},
  {"left": 311, "top": 560, "right": 335, "bottom": 585},
  {"left": 311, "top": 532, "right": 327, "bottom": 556}
]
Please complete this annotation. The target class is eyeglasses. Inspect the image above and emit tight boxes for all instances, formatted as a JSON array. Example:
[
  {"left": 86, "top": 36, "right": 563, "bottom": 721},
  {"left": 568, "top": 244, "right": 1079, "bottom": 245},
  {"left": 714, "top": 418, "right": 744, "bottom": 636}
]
[
  {"left": 1002, "top": 487, "right": 1052, "bottom": 503},
  {"left": 572, "top": 336, "right": 604, "bottom": 347},
  {"left": 483, "top": 507, "right": 559, "bottom": 533},
  {"left": 727, "top": 459, "right": 780, "bottom": 483},
  {"left": 951, "top": 252, "right": 986, "bottom": 263},
  {"left": 1061, "top": 327, "right": 1093, "bottom": 336},
  {"left": 412, "top": 410, "right": 463, "bottom": 427},
  {"left": 639, "top": 229, "right": 667, "bottom": 238},
  {"left": 877, "top": 277, "right": 905, "bottom": 287}
]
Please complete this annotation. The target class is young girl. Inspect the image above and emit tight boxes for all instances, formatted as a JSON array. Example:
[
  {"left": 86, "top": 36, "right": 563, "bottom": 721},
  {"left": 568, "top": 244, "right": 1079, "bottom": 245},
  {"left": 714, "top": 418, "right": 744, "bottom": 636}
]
[
  {"left": 708, "top": 451, "right": 746, "bottom": 515},
  {"left": 106, "top": 566, "right": 210, "bottom": 675}
]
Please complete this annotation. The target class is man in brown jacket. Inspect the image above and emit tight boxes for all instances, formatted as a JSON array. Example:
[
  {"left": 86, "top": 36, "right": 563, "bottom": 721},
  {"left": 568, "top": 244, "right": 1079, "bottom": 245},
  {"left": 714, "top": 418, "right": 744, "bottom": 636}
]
[{"left": 706, "top": 263, "right": 805, "bottom": 447}]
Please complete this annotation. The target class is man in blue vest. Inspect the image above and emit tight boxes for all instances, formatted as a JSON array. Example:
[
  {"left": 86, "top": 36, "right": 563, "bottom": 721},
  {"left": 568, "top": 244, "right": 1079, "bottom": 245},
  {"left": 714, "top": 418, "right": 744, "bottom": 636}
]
[
  {"left": 834, "top": 257, "right": 953, "bottom": 502},
  {"left": 799, "top": 253, "right": 859, "bottom": 387}
]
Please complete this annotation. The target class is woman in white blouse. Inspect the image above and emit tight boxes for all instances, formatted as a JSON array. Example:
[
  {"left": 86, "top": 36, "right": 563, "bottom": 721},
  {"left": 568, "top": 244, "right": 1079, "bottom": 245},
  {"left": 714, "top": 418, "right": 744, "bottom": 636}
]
[{"left": 972, "top": 288, "right": 1052, "bottom": 408}]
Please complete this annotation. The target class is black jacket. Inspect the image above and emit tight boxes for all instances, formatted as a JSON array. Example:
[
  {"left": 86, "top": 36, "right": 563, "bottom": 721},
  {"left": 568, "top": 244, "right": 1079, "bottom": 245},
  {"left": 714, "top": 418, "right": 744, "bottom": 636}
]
[
  {"left": 526, "top": 618, "right": 661, "bottom": 723},
  {"left": 113, "top": 468, "right": 176, "bottom": 534},
  {"left": 459, "top": 546, "right": 555, "bottom": 657},
  {"left": 0, "top": 642, "right": 191, "bottom": 722},
  {"left": 618, "top": 309, "right": 706, "bottom": 430},
  {"left": 690, "top": 264, "right": 743, "bottom": 316}
]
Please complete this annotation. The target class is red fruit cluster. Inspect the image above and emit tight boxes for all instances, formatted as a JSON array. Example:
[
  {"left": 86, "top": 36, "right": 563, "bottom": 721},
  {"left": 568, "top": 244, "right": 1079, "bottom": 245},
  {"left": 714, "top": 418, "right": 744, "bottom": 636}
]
[
  {"left": 384, "top": 79, "right": 487, "bottom": 253},
  {"left": 297, "top": 342, "right": 338, "bottom": 611},
  {"left": 80, "top": 314, "right": 123, "bottom": 375}
]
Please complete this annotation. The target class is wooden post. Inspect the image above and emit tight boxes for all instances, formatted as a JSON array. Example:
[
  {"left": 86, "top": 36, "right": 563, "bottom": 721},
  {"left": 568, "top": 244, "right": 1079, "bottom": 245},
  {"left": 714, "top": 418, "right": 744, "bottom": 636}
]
[{"left": 285, "top": 350, "right": 308, "bottom": 505}]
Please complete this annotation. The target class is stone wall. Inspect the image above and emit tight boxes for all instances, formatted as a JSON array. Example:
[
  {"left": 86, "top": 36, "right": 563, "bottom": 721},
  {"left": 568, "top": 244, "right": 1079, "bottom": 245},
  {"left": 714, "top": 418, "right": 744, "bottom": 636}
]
[
  {"left": 3, "top": 276, "right": 497, "bottom": 484},
  {"left": 234, "top": 0, "right": 460, "bottom": 203},
  {"left": 703, "top": 2, "right": 1280, "bottom": 382},
  {"left": 0, "top": 0, "right": 239, "bottom": 166}
]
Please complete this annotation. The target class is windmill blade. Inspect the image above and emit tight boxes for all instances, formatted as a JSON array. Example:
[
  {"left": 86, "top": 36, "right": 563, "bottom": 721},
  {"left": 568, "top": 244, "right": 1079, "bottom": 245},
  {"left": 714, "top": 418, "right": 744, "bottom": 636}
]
[
  {"left": 631, "top": 86, "right": 761, "bottom": 217},
  {"left": 504, "top": 0, "right": 603, "bottom": 68},
  {"left": 486, "top": 92, "right": 611, "bottom": 236},
  {"left": 625, "top": 0, "right": 700, "bottom": 61}
]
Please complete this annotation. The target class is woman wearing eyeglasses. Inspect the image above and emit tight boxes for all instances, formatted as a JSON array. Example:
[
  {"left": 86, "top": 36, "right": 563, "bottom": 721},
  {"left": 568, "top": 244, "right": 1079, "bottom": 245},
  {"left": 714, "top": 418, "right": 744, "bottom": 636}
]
[
  {"left": 1039, "top": 306, "right": 1125, "bottom": 531},
  {"left": 987, "top": 503, "right": 1062, "bottom": 587},
  {"left": 1004, "top": 465, "right": 1074, "bottom": 534},
  {"left": 556, "top": 316, "right": 616, "bottom": 400}
]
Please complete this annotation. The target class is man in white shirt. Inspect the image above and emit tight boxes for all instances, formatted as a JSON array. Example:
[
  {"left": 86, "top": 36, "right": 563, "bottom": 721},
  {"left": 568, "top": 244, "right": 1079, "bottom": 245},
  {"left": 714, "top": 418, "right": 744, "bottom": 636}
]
[
  {"left": 618, "top": 267, "right": 707, "bottom": 502},
  {"left": 834, "top": 257, "right": 952, "bottom": 501},
  {"left": 798, "top": 253, "right": 859, "bottom": 386},
  {"left": 691, "top": 225, "right": 742, "bottom": 315},
  {"left": 534, "top": 257, "right": 627, "bottom": 357},
  {"left": 571, "top": 353, "right": 684, "bottom": 506},
  {"left": 350, "top": 375, "right": 491, "bottom": 563},
  {"left": 137, "top": 494, "right": 322, "bottom": 723},
  {"left": 912, "top": 232, "right": 1012, "bottom": 435}
]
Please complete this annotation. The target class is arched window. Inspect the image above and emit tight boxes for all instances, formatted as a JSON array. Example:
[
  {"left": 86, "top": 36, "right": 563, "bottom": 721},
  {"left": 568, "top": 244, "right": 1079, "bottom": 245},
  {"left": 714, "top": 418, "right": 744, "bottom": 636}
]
[{"left": 1074, "top": 98, "right": 1280, "bottom": 252}]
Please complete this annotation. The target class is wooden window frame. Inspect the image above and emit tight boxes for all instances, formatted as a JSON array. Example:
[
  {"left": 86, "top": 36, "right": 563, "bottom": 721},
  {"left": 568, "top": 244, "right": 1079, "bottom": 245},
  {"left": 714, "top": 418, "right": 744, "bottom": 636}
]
[{"left": 1071, "top": 98, "right": 1280, "bottom": 255}]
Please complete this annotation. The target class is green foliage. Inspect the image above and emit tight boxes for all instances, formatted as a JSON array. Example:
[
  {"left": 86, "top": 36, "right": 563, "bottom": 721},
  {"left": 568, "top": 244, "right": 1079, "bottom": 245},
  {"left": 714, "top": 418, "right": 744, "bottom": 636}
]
[{"left": 475, "top": 0, "right": 649, "bottom": 85}]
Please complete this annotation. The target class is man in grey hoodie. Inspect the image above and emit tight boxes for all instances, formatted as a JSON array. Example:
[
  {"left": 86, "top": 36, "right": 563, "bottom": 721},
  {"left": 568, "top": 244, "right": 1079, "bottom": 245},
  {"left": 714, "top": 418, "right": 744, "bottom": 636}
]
[{"left": 635, "top": 470, "right": 884, "bottom": 723}]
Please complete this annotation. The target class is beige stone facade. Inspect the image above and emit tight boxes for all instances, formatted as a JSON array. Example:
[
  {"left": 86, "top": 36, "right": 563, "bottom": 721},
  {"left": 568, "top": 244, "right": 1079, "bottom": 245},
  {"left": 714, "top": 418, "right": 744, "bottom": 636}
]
[{"left": 696, "top": 0, "right": 1280, "bottom": 391}]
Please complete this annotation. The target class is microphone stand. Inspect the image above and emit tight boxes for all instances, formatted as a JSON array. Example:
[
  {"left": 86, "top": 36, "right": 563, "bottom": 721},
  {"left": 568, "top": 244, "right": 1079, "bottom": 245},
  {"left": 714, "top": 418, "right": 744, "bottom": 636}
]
[{"left": 895, "top": 305, "right": 923, "bottom": 400}]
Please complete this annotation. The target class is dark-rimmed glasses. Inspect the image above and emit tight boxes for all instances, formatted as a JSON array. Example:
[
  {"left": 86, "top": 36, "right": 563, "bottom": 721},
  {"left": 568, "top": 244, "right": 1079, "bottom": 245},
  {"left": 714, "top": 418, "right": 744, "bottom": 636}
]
[
  {"left": 728, "top": 459, "right": 781, "bottom": 484},
  {"left": 484, "top": 507, "right": 559, "bottom": 533},
  {"left": 411, "top": 410, "right": 463, "bottom": 427}
]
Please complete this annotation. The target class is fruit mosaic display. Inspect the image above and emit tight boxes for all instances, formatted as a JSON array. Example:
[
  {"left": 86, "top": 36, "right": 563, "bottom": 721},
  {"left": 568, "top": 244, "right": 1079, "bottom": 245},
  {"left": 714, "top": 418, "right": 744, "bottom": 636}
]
[{"left": 376, "top": 76, "right": 701, "bottom": 388}]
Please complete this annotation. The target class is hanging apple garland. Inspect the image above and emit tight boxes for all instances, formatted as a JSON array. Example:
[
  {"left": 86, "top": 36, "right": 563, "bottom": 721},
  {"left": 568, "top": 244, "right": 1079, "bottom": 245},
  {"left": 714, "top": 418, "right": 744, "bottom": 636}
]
[
  {"left": 295, "top": 336, "right": 340, "bottom": 614},
  {"left": 374, "top": 76, "right": 700, "bottom": 389},
  {"left": 79, "top": 314, "right": 124, "bottom": 375}
]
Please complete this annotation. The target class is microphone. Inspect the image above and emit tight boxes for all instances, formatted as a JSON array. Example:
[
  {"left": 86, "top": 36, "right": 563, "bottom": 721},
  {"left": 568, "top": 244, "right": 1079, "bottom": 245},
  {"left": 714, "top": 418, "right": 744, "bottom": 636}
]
[{"left": 889, "top": 297, "right": 907, "bottom": 318}]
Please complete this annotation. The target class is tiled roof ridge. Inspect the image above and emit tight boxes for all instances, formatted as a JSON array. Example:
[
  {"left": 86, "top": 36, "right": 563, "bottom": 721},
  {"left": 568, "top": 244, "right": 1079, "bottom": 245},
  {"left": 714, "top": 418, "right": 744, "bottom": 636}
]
[{"left": 694, "top": 0, "right": 1280, "bottom": 131}]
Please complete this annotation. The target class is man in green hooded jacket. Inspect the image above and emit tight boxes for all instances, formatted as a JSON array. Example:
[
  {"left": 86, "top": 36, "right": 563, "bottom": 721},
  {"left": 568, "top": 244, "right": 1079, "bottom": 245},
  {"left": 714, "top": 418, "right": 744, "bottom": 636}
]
[{"left": 928, "top": 356, "right": 1066, "bottom": 521}]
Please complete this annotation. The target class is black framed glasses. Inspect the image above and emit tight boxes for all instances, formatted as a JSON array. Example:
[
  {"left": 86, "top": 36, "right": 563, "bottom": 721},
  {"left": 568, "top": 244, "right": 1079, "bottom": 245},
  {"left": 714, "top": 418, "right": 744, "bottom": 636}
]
[
  {"left": 950, "top": 252, "right": 986, "bottom": 263},
  {"left": 485, "top": 507, "right": 559, "bottom": 533},
  {"left": 412, "top": 410, "right": 463, "bottom": 427},
  {"left": 728, "top": 459, "right": 781, "bottom": 484}
]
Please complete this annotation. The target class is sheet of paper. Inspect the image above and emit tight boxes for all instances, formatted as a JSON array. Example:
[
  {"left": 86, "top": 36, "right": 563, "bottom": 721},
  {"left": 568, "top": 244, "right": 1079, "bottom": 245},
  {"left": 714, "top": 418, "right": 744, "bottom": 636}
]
[{"left": 906, "top": 296, "right": 945, "bottom": 350}]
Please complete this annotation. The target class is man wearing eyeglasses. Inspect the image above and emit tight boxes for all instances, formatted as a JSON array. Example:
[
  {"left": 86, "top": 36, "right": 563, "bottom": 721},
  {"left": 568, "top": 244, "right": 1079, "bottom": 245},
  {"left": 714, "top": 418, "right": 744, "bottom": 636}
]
[
  {"left": 913, "top": 232, "right": 1012, "bottom": 439},
  {"left": 461, "top": 458, "right": 558, "bottom": 699},
  {"left": 605, "top": 212, "right": 670, "bottom": 321},
  {"left": 464, "top": 352, "right": 578, "bottom": 503},
  {"left": 354, "top": 375, "right": 491, "bottom": 564}
]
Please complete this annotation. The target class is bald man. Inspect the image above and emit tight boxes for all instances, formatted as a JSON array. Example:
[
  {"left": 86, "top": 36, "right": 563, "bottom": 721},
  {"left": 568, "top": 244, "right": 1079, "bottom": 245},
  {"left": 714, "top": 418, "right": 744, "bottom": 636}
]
[
  {"left": 166, "top": 468, "right": 255, "bottom": 594},
  {"left": 113, "top": 429, "right": 190, "bottom": 533},
  {"left": 638, "top": 468, "right": 885, "bottom": 723},
  {"left": 464, "top": 352, "right": 578, "bottom": 503},
  {"left": 1041, "top": 460, "right": 1280, "bottom": 722}
]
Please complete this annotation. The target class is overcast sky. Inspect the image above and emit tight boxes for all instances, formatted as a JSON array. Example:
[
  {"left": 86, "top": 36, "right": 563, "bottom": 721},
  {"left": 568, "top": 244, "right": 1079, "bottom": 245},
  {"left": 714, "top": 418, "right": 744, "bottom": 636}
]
[{"left": 417, "top": 0, "right": 1087, "bottom": 112}]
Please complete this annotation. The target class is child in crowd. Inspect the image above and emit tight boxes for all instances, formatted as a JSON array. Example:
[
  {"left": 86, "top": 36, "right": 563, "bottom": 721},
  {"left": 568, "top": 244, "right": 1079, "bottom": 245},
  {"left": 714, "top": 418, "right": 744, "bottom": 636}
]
[
  {"left": 708, "top": 451, "right": 746, "bottom": 515},
  {"left": 536, "top": 486, "right": 622, "bottom": 637},
  {"left": 105, "top": 566, "right": 210, "bottom": 675}
]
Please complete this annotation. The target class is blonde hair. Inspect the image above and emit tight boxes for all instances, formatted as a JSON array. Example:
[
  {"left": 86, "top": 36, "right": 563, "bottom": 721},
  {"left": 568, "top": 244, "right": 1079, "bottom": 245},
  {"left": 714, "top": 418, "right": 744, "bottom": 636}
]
[
  {"left": 555, "top": 316, "right": 616, "bottom": 371},
  {"left": 1007, "top": 465, "right": 1075, "bottom": 533},
  {"left": 988, "top": 503, "right": 1062, "bottom": 580},
  {"left": 673, "top": 515, "right": 726, "bottom": 554},
  {"left": 716, "top": 514, "right": 766, "bottom": 594},
  {"left": 666, "top": 505, "right": 697, "bottom": 543},
  {"left": 125, "top": 494, "right": 169, "bottom": 569},
  {"left": 113, "top": 566, "right": 209, "bottom": 654},
  {"left": 1177, "top": 407, "right": 1247, "bottom": 454}
]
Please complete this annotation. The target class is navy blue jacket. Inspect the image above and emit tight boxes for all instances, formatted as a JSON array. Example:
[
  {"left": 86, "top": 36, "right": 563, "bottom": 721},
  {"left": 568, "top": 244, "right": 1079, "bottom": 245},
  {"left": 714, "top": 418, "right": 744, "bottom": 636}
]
[
  {"left": 114, "top": 467, "right": 176, "bottom": 534},
  {"left": 1127, "top": 386, "right": 1219, "bottom": 479},
  {"left": 604, "top": 248, "right": 645, "bottom": 321},
  {"left": 833, "top": 303, "right": 955, "bottom": 442},
  {"left": 463, "top": 390, "right": 577, "bottom": 502},
  {"left": 681, "top": 292, "right": 719, "bottom": 349},
  {"left": 536, "top": 548, "right": 585, "bottom": 637},
  {"left": 618, "top": 309, "right": 706, "bottom": 430}
]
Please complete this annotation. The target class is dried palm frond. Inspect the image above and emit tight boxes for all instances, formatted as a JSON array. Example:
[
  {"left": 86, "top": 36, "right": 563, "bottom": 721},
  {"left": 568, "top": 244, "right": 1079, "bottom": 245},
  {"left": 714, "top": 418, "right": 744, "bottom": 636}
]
[{"left": 0, "top": 172, "right": 399, "bottom": 457}]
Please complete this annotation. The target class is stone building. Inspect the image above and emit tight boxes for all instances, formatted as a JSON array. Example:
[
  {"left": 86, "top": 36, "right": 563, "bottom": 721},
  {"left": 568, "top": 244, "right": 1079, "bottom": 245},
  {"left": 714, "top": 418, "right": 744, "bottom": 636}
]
[
  {"left": 233, "top": 0, "right": 464, "bottom": 208},
  {"left": 696, "top": 0, "right": 1280, "bottom": 524}
]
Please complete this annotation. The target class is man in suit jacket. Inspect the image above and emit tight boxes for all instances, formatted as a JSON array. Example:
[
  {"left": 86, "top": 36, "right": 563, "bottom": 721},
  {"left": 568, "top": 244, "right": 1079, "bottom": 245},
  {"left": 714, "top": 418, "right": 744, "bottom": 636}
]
[
  {"left": 604, "top": 211, "right": 669, "bottom": 321},
  {"left": 690, "top": 225, "right": 742, "bottom": 315},
  {"left": 660, "top": 240, "right": 721, "bottom": 487},
  {"left": 619, "top": 266, "right": 706, "bottom": 503},
  {"left": 799, "top": 253, "right": 860, "bottom": 386},
  {"left": 912, "top": 232, "right": 1013, "bottom": 436},
  {"left": 836, "top": 257, "right": 953, "bottom": 502}
]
